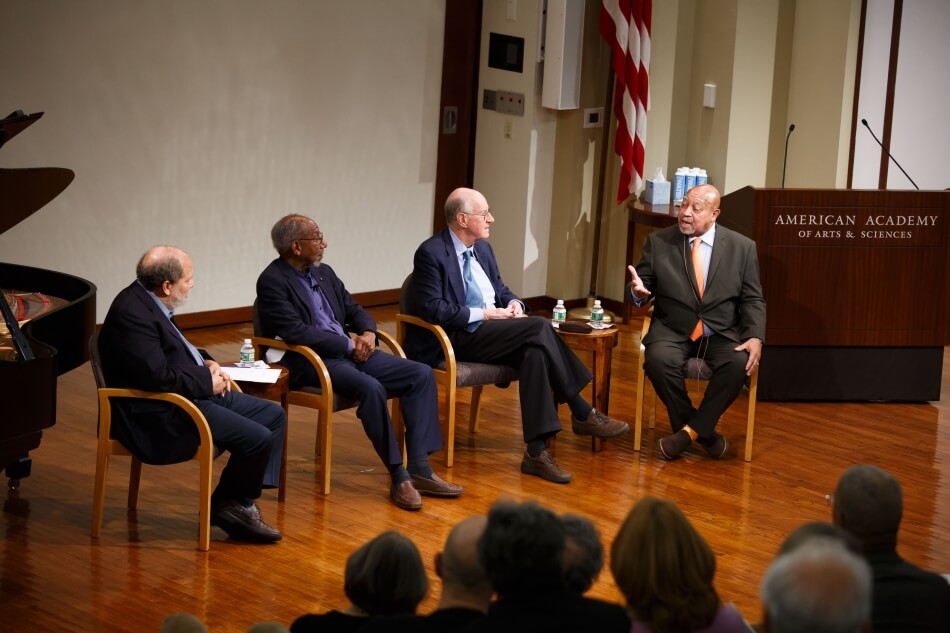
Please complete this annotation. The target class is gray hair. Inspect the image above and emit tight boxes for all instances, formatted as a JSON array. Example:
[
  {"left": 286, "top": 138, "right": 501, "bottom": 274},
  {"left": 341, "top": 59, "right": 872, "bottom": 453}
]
[
  {"left": 136, "top": 246, "right": 185, "bottom": 292},
  {"left": 444, "top": 193, "right": 472, "bottom": 226},
  {"left": 270, "top": 214, "right": 315, "bottom": 257},
  {"left": 760, "top": 537, "right": 871, "bottom": 633}
]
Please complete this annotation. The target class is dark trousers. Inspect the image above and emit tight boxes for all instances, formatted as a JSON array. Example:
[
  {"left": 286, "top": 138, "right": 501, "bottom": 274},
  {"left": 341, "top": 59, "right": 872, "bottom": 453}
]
[
  {"left": 449, "top": 316, "right": 592, "bottom": 443},
  {"left": 290, "top": 351, "right": 443, "bottom": 466},
  {"left": 195, "top": 390, "right": 286, "bottom": 504},
  {"left": 643, "top": 334, "right": 747, "bottom": 438}
]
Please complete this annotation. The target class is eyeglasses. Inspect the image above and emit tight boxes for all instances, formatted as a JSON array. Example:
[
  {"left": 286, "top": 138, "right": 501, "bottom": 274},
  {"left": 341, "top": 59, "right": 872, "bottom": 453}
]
[
  {"left": 462, "top": 208, "right": 492, "bottom": 220},
  {"left": 296, "top": 233, "right": 325, "bottom": 243}
]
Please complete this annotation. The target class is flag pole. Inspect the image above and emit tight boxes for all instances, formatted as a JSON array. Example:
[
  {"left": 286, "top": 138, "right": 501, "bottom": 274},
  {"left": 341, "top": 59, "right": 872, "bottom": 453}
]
[{"left": 568, "top": 56, "right": 617, "bottom": 322}]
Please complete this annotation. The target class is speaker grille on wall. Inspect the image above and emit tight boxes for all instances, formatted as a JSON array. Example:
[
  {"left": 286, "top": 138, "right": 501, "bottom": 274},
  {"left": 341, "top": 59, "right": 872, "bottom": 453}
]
[{"left": 541, "top": 0, "right": 585, "bottom": 110}]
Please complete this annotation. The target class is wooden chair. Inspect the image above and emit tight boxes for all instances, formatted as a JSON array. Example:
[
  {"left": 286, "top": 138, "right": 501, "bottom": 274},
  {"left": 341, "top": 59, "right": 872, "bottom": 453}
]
[
  {"left": 395, "top": 275, "right": 519, "bottom": 468},
  {"left": 251, "top": 303, "right": 404, "bottom": 496},
  {"left": 634, "top": 315, "right": 758, "bottom": 461},
  {"left": 89, "top": 331, "right": 237, "bottom": 551}
]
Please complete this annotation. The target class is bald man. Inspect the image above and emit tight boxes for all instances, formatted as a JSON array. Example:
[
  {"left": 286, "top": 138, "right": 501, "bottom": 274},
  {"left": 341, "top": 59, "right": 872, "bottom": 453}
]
[
  {"left": 99, "top": 245, "right": 286, "bottom": 543},
  {"left": 405, "top": 188, "right": 630, "bottom": 484},
  {"left": 628, "top": 184, "right": 765, "bottom": 460}
]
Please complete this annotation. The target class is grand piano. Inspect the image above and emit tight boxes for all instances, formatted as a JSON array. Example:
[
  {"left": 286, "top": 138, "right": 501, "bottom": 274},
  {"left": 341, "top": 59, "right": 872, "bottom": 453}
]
[{"left": 1, "top": 110, "right": 96, "bottom": 489}]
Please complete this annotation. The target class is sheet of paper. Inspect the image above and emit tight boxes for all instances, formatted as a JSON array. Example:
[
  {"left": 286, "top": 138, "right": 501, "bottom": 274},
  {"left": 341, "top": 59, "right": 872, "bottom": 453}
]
[{"left": 221, "top": 362, "right": 282, "bottom": 384}]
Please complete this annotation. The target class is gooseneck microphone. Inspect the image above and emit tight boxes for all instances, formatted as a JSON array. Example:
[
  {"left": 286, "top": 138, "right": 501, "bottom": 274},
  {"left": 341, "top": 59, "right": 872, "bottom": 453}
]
[
  {"left": 781, "top": 124, "right": 795, "bottom": 188},
  {"left": 860, "top": 118, "right": 919, "bottom": 190}
]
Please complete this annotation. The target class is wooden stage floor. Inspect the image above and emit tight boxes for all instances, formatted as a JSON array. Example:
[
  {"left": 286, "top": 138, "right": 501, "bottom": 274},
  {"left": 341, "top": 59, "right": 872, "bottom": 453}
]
[{"left": 3, "top": 307, "right": 949, "bottom": 631}]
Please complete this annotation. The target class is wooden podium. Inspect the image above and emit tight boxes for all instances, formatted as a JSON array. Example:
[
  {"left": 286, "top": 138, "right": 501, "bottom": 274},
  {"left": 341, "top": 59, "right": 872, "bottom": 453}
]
[{"left": 719, "top": 187, "right": 950, "bottom": 401}]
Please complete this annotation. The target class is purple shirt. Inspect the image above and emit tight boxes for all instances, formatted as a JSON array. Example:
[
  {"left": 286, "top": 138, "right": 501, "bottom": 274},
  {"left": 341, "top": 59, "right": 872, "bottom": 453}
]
[
  {"left": 294, "top": 268, "right": 351, "bottom": 353},
  {"left": 630, "top": 603, "right": 749, "bottom": 633}
]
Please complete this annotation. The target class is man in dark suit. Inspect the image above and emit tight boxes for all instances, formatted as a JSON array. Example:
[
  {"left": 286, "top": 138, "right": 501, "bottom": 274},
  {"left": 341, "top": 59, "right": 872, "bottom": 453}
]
[
  {"left": 628, "top": 184, "right": 765, "bottom": 459},
  {"left": 404, "top": 188, "right": 629, "bottom": 484},
  {"left": 256, "top": 214, "right": 459, "bottom": 511},
  {"left": 832, "top": 464, "right": 950, "bottom": 633},
  {"left": 98, "top": 245, "right": 285, "bottom": 543}
]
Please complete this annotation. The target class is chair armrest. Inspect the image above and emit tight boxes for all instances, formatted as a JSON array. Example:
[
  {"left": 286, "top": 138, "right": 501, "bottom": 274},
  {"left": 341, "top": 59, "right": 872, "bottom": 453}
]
[
  {"left": 251, "top": 336, "right": 332, "bottom": 397},
  {"left": 375, "top": 330, "right": 406, "bottom": 359},
  {"left": 96, "top": 387, "right": 214, "bottom": 450},
  {"left": 395, "top": 313, "right": 457, "bottom": 368}
]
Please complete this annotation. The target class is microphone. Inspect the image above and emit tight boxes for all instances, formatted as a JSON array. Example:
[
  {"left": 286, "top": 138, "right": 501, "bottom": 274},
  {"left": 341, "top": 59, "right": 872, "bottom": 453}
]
[
  {"left": 781, "top": 124, "right": 795, "bottom": 188},
  {"left": 860, "top": 118, "right": 919, "bottom": 190}
]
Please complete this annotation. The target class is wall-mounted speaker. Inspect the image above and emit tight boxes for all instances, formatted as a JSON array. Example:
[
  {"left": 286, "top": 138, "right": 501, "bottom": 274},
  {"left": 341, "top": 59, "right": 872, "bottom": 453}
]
[{"left": 541, "top": 0, "right": 585, "bottom": 110}]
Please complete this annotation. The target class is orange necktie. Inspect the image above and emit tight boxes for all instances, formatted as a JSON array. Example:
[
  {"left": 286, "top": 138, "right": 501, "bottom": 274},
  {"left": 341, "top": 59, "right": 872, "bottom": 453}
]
[{"left": 690, "top": 237, "right": 705, "bottom": 341}]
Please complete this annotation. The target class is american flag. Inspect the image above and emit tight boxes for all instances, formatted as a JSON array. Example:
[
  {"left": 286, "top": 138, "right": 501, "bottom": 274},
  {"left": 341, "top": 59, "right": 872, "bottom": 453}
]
[{"left": 600, "top": 0, "right": 651, "bottom": 204}]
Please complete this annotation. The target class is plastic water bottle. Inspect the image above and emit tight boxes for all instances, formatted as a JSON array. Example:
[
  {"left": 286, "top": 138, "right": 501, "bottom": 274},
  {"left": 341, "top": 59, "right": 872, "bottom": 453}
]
[
  {"left": 696, "top": 168, "right": 708, "bottom": 186},
  {"left": 590, "top": 300, "right": 604, "bottom": 324},
  {"left": 552, "top": 300, "right": 567, "bottom": 326},
  {"left": 239, "top": 339, "right": 255, "bottom": 367},
  {"left": 673, "top": 167, "right": 688, "bottom": 204},
  {"left": 686, "top": 168, "right": 698, "bottom": 193}
]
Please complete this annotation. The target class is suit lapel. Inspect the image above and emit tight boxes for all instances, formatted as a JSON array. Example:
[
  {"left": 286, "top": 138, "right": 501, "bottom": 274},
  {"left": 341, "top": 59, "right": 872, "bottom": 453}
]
[
  {"left": 278, "top": 260, "right": 316, "bottom": 325},
  {"left": 441, "top": 230, "right": 467, "bottom": 305},
  {"left": 706, "top": 225, "right": 728, "bottom": 294},
  {"left": 130, "top": 282, "right": 192, "bottom": 357}
]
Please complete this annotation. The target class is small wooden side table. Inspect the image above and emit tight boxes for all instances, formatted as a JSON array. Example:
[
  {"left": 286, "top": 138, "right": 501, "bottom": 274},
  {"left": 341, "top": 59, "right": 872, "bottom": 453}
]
[
  {"left": 231, "top": 365, "right": 290, "bottom": 501},
  {"left": 556, "top": 324, "right": 620, "bottom": 452}
]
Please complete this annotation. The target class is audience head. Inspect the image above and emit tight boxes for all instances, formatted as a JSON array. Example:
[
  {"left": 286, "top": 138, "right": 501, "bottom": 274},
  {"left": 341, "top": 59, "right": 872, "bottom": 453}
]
[
  {"left": 160, "top": 613, "right": 208, "bottom": 633},
  {"left": 136, "top": 245, "right": 193, "bottom": 309},
  {"left": 832, "top": 464, "right": 902, "bottom": 550},
  {"left": 610, "top": 496, "right": 720, "bottom": 633},
  {"left": 560, "top": 513, "right": 604, "bottom": 594},
  {"left": 478, "top": 500, "right": 565, "bottom": 599},
  {"left": 270, "top": 214, "right": 326, "bottom": 264},
  {"left": 778, "top": 521, "right": 860, "bottom": 557},
  {"left": 343, "top": 530, "right": 428, "bottom": 616},
  {"left": 435, "top": 515, "right": 492, "bottom": 609},
  {"left": 760, "top": 537, "right": 872, "bottom": 633}
]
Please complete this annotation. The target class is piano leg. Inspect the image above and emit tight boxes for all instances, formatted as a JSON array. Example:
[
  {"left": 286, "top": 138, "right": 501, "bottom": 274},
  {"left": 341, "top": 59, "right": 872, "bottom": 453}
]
[{"left": 6, "top": 456, "right": 31, "bottom": 490}]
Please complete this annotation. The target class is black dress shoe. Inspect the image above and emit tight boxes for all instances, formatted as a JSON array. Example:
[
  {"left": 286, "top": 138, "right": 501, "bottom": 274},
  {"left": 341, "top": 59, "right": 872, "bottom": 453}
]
[
  {"left": 390, "top": 480, "right": 423, "bottom": 511},
  {"left": 211, "top": 500, "right": 281, "bottom": 543},
  {"left": 410, "top": 473, "right": 464, "bottom": 497},
  {"left": 658, "top": 429, "right": 692, "bottom": 460},
  {"left": 699, "top": 433, "right": 728, "bottom": 459},
  {"left": 571, "top": 409, "right": 630, "bottom": 439},
  {"left": 520, "top": 450, "right": 572, "bottom": 484}
]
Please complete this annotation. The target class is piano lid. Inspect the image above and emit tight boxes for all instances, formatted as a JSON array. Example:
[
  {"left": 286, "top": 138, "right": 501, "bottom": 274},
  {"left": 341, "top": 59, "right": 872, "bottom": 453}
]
[{"left": 0, "top": 111, "right": 75, "bottom": 235}]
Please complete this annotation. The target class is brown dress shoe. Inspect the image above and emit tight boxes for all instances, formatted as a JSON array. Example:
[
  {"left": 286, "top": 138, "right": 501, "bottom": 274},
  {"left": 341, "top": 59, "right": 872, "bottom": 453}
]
[
  {"left": 520, "top": 450, "right": 572, "bottom": 484},
  {"left": 211, "top": 500, "right": 282, "bottom": 543},
  {"left": 658, "top": 429, "right": 692, "bottom": 459},
  {"left": 390, "top": 480, "right": 423, "bottom": 510},
  {"left": 571, "top": 409, "right": 630, "bottom": 439},
  {"left": 410, "top": 472, "right": 464, "bottom": 497}
]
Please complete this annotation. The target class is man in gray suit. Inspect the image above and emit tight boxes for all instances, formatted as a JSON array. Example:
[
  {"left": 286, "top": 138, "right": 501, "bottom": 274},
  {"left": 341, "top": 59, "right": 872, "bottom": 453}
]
[{"left": 628, "top": 184, "right": 765, "bottom": 459}]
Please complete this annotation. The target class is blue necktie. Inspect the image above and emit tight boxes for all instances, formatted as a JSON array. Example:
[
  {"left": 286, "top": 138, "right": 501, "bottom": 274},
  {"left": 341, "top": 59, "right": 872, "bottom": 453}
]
[{"left": 463, "top": 249, "right": 483, "bottom": 332}]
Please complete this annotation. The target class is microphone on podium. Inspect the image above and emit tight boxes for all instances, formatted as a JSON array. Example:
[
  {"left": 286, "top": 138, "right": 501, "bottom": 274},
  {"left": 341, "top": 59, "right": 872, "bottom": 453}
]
[
  {"left": 782, "top": 123, "right": 795, "bottom": 188},
  {"left": 860, "top": 118, "right": 919, "bottom": 190}
]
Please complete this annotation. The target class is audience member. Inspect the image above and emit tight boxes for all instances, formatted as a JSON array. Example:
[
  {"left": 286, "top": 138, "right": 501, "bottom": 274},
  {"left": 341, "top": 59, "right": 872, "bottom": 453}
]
[
  {"left": 831, "top": 464, "right": 950, "bottom": 632},
  {"left": 627, "top": 184, "right": 765, "bottom": 460},
  {"left": 160, "top": 613, "right": 208, "bottom": 633},
  {"left": 361, "top": 515, "right": 490, "bottom": 633},
  {"left": 99, "top": 245, "right": 285, "bottom": 543},
  {"left": 759, "top": 537, "right": 872, "bottom": 633},
  {"left": 610, "top": 496, "right": 746, "bottom": 633},
  {"left": 405, "top": 187, "right": 629, "bottom": 484},
  {"left": 777, "top": 521, "right": 860, "bottom": 557},
  {"left": 561, "top": 513, "right": 604, "bottom": 594},
  {"left": 290, "top": 530, "right": 428, "bottom": 633},
  {"left": 256, "top": 214, "right": 461, "bottom": 511},
  {"left": 466, "top": 500, "right": 630, "bottom": 632}
]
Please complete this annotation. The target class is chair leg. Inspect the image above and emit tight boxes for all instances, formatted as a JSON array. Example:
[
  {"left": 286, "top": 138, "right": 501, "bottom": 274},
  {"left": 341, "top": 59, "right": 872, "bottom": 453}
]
[
  {"left": 127, "top": 457, "right": 142, "bottom": 510},
  {"left": 391, "top": 398, "right": 407, "bottom": 466},
  {"left": 91, "top": 448, "right": 111, "bottom": 539},
  {"left": 634, "top": 364, "right": 646, "bottom": 452},
  {"left": 318, "top": 410, "right": 332, "bottom": 496},
  {"left": 469, "top": 385, "right": 484, "bottom": 433},
  {"left": 197, "top": 450, "right": 213, "bottom": 552},
  {"left": 744, "top": 376, "right": 758, "bottom": 462},
  {"left": 443, "top": 384, "right": 457, "bottom": 469}
]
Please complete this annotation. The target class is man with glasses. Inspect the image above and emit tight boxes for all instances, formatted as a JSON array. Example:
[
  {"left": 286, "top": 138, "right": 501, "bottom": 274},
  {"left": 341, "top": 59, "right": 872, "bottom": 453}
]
[
  {"left": 256, "top": 214, "right": 459, "bottom": 511},
  {"left": 404, "top": 188, "right": 629, "bottom": 484}
]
